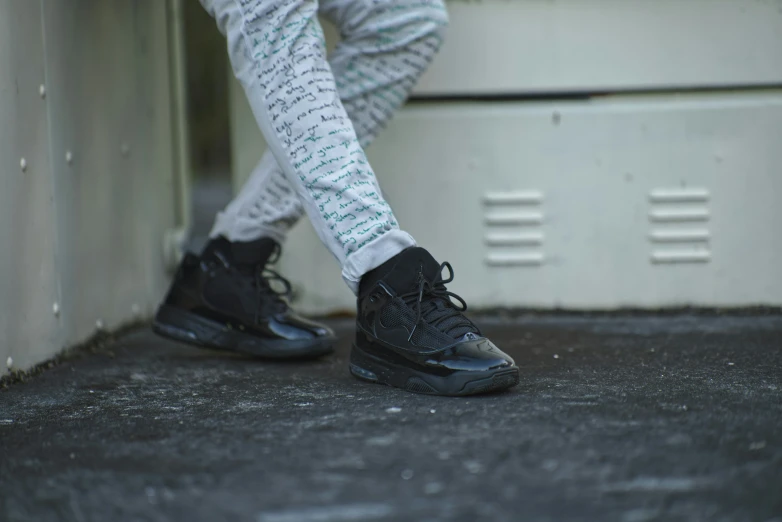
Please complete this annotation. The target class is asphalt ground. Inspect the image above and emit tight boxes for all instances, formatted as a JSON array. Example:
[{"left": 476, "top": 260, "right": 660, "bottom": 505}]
[{"left": 2, "top": 313, "right": 781, "bottom": 521}]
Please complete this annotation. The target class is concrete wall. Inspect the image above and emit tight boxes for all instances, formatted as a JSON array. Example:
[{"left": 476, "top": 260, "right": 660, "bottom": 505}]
[
  {"left": 229, "top": 0, "right": 782, "bottom": 314},
  {"left": 1, "top": 0, "right": 180, "bottom": 372}
]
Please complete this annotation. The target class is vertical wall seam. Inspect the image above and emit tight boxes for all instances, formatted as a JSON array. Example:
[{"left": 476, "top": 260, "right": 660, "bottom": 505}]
[{"left": 38, "top": 0, "right": 65, "bottom": 351}]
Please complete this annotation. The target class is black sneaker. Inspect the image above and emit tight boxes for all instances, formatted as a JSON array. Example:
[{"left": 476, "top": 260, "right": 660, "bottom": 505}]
[
  {"left": 153, "top": 236, "right": 336, "bottom": 359},
  {"left": 351, "top": 247, "right": 519, "bottom": 396}
]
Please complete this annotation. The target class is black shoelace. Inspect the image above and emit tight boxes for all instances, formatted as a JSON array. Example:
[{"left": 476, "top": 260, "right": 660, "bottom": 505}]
[
  {"left": 253, "top": 245, "right": 292, "bottom": 323},
  {"left": 398, "top": 262, "right": 478, "bottom": 342}
]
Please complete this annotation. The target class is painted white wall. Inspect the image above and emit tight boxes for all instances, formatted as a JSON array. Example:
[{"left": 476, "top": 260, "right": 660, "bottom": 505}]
[
  {"left": 276, "top": 93, "right": 782, "bottom": 312},
  {"left": 0, "top": 0, "right": 178, "bottom": 371},
  {"left": 228, "top": 0, "right": 782, "bottom": 313},
  {"left": 417, "top": 0, "right": 782, "bottom": 94}
]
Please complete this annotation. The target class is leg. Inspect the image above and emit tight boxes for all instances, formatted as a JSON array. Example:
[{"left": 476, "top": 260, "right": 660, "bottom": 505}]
[
  {"left": 160, "top": 0, "right": 519, "bottom": 395},
  {"left": 153, "top": 0, "right": 446, "bottom": 360},
  {"left": 209, "top": 0, "right": 449, "bottom": 254},
  {"left": 200, "top": 0, "right": 421, "bottom": 292},
  {"left": 210, "top": 153, "right": 302, "bottom": 245}
]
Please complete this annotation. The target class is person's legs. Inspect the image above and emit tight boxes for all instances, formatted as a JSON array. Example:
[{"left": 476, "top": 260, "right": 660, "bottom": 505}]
[
  {"left": 157, "top": 0, "right": 519, "bottom": 395},
  {"left": 200, "top": 0, "right": 428, "bottom": 292},
  {"left": 209, "top": 0, "right": 449, "bottom": 254},
  {"left": 154, "top": 0, "right": 447, "bottom": 360}
]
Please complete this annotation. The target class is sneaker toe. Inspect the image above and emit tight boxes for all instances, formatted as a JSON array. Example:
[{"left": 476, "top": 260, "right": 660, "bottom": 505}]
[
  {"left": 267, "top": 314, "right": 331, "bottom": 339},
  {"left": 432, "top": 338, "right": 516, "bottom": 372}
]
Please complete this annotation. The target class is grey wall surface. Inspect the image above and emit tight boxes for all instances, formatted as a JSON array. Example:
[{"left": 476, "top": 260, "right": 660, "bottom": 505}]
[{"left": 1, "top": 0, "right": 178, "bottom": 372}]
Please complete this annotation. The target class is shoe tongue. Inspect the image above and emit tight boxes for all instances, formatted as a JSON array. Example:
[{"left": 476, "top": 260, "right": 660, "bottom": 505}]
[
  {"left": 230, "top": 238, "right": 278, "bottom": 267},
  {"left": 395, "top": 249, "right": 479, "bottom": 337},
  {"left": 380, "top": 247, "right": 442, "bottom": 295},
  {"left": 203, "top": 236, "right": 278, "bottom": 273}
]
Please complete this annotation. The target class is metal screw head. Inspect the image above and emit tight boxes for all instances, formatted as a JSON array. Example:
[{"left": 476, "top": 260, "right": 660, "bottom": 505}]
[
  {"left": 65, "top": 151, "right": 73, "bottom": 165},
  {"left": 5, "top": 357, "right": 12, "bottom": 369},
  {"left": 39, "top": 84, "right": 46, "bottom": 98},
  {"left": 53, "top": 302, "right": 60, "bottom": 316},
  {"left": 20, "top": 158, "right": 27, "bottom": 172}
]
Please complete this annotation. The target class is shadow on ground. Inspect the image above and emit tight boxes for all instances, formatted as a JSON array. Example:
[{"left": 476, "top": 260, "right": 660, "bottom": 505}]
[{"left": 1, "top": 314, "right": 781, "bottom": 521}]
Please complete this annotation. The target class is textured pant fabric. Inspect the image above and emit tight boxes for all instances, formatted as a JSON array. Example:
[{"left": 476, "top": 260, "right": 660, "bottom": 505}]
[{"left": 201, "top": 0, "right": 448, "bottom": 292}]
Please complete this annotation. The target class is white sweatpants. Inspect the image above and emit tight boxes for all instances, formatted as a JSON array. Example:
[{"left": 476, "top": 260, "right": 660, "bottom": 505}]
[{"left": 200, "top": 0, "right": 448, "bottom": 292}]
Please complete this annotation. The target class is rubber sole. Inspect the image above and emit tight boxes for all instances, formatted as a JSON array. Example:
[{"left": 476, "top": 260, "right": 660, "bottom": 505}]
[
  {"left": 152, "top": 304, "right": 335, "bottom": 360},
  {"left": 349, "top": 343, "right": 520, "bottom": 396}
]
